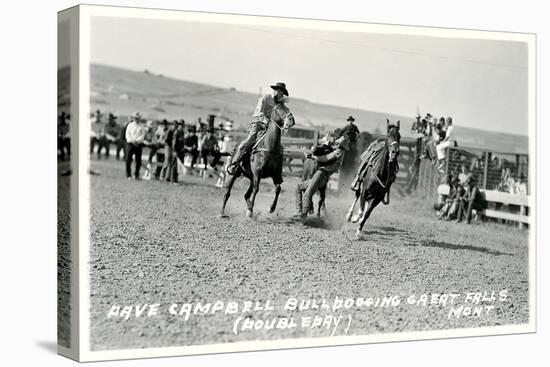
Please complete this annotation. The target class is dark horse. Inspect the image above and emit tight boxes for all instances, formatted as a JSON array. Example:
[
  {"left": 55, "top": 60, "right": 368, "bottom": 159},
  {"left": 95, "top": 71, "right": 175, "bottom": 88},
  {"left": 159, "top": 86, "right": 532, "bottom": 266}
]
[
  {"left": 220, "top": 104, "right": 295, "bottom": 217},
  {"left": 345, "top": 119, "right": 401, "bottom": 239}
]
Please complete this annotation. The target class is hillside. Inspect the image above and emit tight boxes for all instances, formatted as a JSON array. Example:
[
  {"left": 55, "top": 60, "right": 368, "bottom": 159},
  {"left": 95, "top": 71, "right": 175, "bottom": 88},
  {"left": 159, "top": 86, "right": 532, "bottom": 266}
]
[{"left": 88, "top": 63, "right": 528, "bottom": 154}]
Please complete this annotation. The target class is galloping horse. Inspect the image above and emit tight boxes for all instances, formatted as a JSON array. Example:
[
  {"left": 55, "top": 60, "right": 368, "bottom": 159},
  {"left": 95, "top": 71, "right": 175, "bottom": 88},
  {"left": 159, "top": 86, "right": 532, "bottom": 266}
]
[
  {"left": 346, "top": 119, "right": 401, "bottom": 239},
  {"left": 220, "top": 104, "right": 295, "bottom": 217}
]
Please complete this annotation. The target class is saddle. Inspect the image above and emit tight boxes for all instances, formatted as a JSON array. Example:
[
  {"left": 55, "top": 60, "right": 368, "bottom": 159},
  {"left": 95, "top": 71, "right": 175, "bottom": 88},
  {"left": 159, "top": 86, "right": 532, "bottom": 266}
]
[{"left": 360, "top": 138, "right": 387, "bottom": 168}]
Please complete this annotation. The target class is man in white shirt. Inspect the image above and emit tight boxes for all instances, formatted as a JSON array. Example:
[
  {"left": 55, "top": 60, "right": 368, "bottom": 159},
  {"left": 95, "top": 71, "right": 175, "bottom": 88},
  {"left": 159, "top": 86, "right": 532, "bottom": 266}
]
[
  {"left": 436, "top": 116, "right": 456, "bottom": 163},
  {"left": 125, "top": 112, "right": 146, "bottom": 180}
]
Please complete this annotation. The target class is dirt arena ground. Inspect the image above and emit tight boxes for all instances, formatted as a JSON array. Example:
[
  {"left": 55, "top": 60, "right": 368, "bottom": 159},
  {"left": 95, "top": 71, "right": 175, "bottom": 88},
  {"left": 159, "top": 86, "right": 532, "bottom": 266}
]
[
  {"left": 57, "top": 162, "right": 72, "bottom": 348},
  {"left": 88, "top": 159, "right": 530, "bottom": 351}
]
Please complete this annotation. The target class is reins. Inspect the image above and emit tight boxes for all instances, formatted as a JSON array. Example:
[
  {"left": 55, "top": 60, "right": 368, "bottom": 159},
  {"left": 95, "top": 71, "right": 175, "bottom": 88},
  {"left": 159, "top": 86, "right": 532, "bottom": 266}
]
[
  {"left": 252, "top": 108, "right": 292, "bottom": 153},
  {"left": 375, "top": 139, "right": 398, "bottom": 204}
]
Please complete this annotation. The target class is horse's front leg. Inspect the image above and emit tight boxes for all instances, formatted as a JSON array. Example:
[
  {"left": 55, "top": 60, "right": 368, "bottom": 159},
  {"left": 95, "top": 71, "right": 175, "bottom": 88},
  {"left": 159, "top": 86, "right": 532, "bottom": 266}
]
[
  {"left": 317, "top": 186, "right": 326, "bottom": 217},
  {"left": 356, "top": 197, "right": 381, "bottom": 239},
  {"left": 351, "top": 188, "right": 366, "bottom": 223},
  {"left": 247, "top": 175, "right": 261, "bottom": 218},
  {"left": 346, "top": 190, "right": 360, "bottom": 222},
  {"left": 269, "top": 183, "right": 281, "bottom": 213},
  {"left": 244, "top": 177, "right": 254, "bottom": 210},
  {"left": 220, "top": 172, "right": 238, "bottom": 217}
]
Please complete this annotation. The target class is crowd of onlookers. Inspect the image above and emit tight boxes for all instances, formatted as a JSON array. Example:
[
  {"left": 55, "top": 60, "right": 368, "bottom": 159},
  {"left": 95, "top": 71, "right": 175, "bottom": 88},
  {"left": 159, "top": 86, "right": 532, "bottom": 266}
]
[
  {"left": 82, "top": 109, "right": 234, "bottom": 185},
  {"left": 411, "top": 112, "right": 456, "bottom": 173},
  {"left": 434, "top": 172, "right": 484, "bottom": 224},
  {"left": 497, "top": 167, "right": 528, "bottom": 195}
]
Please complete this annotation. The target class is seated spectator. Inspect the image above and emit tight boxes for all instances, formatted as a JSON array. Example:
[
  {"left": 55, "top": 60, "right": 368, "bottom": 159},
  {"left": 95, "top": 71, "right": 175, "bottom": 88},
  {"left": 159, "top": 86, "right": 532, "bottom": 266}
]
[
  {"left": 99, "top": 113, "right": 121, "bottom": 159},
  {"left": 422, "top": 117, "right": 443, "bottom": 161},
  {"left": 514, "top": 173, "right": 528, "bottom": 195},
  {"left": 456, "top": 174, "right": 485, "bottom": 223},
  {"left": 435, "top": 175, "right": 457, "bottom": 218},
  {"left": 200, "top": 128, "right": 222, "bottom": 170},
  {"left": 435, "top": 116, "right": 456, "bottom": 172},
  {"left": 445, "top": 178, "right": 466, "bottom": 220},
  {"left": 497, "top": 167, "right": 515, "bottom": 193}
]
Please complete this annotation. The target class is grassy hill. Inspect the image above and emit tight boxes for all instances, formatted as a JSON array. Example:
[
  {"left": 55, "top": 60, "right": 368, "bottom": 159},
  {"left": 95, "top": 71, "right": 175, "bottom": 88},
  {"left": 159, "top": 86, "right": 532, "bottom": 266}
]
[{"left": 87, "top": 63, "right": 527, "bottom": 154}]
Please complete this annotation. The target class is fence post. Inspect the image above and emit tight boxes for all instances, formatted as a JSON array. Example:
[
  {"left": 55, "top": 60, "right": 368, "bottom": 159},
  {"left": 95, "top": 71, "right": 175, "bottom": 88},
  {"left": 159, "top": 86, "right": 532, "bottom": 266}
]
[
  {"left": 445, "top": 147, "right": 450, "bottom": 179},
  {"left": 482, "top": 151, "right": 491, "bottom": 189},
  {"left": 519, "top": 205, "right": 526, "bottom": 229}
]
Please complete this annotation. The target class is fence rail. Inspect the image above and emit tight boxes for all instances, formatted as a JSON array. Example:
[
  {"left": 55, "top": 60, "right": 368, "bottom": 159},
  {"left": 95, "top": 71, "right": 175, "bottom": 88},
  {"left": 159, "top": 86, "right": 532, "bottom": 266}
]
[{"left": 437, "top": 184, "right": 530, "bottom": 228}]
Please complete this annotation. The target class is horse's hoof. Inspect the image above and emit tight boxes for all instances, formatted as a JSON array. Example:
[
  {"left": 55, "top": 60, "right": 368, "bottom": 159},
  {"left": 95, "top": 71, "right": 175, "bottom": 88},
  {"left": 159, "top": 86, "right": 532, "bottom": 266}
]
[
  {"left": 355, "top": 230, "right": 364, "bottom": 240},
  {"left": 345, "top": 213, "right": 352, "bottom": 222},
  {"left": 219, "top": 214, "right": 229, "bottom": 218},
  {"left": 269, "top": 207, "right": 275, "bottom": 213},
  {"left": 351, "top": 214, "right": 361, "bottom": 223},
  {"left": 246, "top": 210, "right": 253, "bottom": 218}
]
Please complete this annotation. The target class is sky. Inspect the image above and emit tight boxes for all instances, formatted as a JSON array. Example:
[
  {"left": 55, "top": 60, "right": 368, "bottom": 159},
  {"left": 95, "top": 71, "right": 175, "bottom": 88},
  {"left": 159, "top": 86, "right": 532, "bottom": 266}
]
[{"left": 90, "top": 16, "right": 529, "bottom": 136}]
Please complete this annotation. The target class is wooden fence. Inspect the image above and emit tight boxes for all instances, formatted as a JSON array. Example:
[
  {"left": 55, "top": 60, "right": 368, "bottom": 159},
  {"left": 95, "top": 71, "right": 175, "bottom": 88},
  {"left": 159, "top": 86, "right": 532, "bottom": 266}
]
[{"left": 437, "top": 184, "right": 530, "bottom": 228}]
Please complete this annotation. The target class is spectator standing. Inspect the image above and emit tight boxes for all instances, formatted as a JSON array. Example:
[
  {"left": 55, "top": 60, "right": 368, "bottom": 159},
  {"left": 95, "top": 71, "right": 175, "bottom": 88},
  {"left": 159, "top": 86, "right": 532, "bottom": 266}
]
[
  {"left": 184, "top": 125, "right": 199, "bottom": 168},
  {"left": 151, "top": 120, "right": 168, "bottom": 180},
  {"left": 89, "top": 109, "right": 103, "bottom": 158},
  {"left": 162, "top": 121, "right": 176, "bottom": 182},
  {"left": 338, "top": 116, "right": 361, "bottom": 193},
  {"left": 124, "top": 112, "right": 145, "bottom": 180},
  {"left": 171, "top": 120, "right": 186, "bottom": 182},
  {"left": 215, "top": 135, "right": 234, "bottom": 187},
  {"left": 116, "top": 117, "right": 129, "bottom": 160}
]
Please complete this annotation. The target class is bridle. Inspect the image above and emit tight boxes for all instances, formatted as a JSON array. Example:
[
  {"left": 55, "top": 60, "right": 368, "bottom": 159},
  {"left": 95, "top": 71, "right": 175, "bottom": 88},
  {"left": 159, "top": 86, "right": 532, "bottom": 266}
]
[
  {"left": 272, "top": 108, "right": 294, "bottom": 131},
  {"left": 375, "top": 133, "right": 400, "bottom": 204},
  {"left": 252, "top": 108, "right": 294, "bottom": 154}
]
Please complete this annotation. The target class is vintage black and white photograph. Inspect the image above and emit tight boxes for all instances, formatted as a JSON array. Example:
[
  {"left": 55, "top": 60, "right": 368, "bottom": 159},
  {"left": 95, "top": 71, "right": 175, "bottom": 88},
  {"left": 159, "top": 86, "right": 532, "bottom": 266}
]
[{"left": 67, "top": 5, "right": 535, "bottom": 360}]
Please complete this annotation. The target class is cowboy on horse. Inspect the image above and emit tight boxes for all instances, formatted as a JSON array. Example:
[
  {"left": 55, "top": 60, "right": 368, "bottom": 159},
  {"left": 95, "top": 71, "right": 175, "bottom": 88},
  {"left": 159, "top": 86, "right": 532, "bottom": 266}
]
[
  {"left": 220, "top": 83, "right": 295, "bottom": 218},
  {"left": 226, "top": 82, "right": 291, "bottom": 175}
]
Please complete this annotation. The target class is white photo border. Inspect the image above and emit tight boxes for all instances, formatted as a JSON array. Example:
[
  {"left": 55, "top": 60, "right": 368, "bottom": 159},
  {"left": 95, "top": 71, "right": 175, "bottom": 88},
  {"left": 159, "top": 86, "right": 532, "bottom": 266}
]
[{"left": 76, "top": 4, "right": 536, "bottom": 362}]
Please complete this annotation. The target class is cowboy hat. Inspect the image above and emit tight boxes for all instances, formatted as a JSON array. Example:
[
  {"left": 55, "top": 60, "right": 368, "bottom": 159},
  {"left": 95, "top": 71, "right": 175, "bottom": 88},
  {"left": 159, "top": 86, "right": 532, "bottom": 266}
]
[
  {"left": 347, "top": 116, "right": 355, "bottom": 122},
  {"left": 335, "top": 136, "right": 351, "bottom": 151},
  {"left": 270, "top": 82, "right": 289, "bottom": 96}
]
